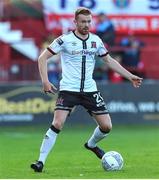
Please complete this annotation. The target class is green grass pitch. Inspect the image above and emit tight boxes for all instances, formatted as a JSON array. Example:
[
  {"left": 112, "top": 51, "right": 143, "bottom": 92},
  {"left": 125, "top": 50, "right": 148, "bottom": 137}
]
[{"left": 0, "top": 124, "right": 159, "bottom": 179}]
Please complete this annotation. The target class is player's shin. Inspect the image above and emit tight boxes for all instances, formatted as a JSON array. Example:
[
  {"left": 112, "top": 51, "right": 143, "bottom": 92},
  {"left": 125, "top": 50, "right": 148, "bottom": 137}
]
[
  {"left": 38, "top": 125, "right": 60, "bottom": 164},
  {"left": 87, "top": 126, "right": 110, "bottom": 148}
]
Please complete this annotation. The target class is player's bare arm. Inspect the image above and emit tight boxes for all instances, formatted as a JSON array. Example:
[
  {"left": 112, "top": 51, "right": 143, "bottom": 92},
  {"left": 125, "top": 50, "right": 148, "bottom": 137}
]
[
  {"left": 38, "top": 49, "right": 57, "bottom": 94},
  {"left": 102, "top": 54, "right": 143, "bottom": 88}
]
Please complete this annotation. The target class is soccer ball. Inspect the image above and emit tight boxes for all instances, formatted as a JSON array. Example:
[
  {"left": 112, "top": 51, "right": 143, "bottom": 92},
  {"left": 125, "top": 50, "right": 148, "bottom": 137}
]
[{"left": 101, "top": 151, "right": 124, "bottom": 171}]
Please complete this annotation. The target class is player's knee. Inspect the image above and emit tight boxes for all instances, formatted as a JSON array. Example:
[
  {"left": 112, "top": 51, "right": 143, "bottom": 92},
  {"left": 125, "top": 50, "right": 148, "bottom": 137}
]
[
  {"left": 52, "top": 121, "right": 63, "bottom": 130},
  {"left": 52, "top": 112, "right": 67, "bottom": 130},
  {"left": 101, "top": 122, "right": 112, "bottom": 133},
  {"left": 107, "top": 123, "right": 112, "bottom": 132},
  {"left": 52, "top": 116, "right": 65, "bottom": 130}
]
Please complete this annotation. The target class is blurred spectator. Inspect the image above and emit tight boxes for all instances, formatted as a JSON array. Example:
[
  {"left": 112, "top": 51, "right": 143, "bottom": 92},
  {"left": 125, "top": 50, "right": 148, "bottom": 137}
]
[
  {"left": 47, "top": 60, "right": 60, "bottom": 86},
  {"left": 96, "top": 12, "right": 116, "bottom": 46},
  {"left": 93, "top": 57, "right": 108, "bottom": 82},
  {"left": 120, "top": 32, "right": 145, "bottom": 77},
  {"left": 109, "top": 55, "right": 123, "bottom": 83}
]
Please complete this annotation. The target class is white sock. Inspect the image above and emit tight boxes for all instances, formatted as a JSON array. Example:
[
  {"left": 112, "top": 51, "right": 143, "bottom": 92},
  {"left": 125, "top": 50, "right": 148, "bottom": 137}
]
[
  {"left": 87, "top": 126, "right": 109, "bottom": 148},
  {"left": 38, "top": 128, "right": 58, "bottom": 164}
]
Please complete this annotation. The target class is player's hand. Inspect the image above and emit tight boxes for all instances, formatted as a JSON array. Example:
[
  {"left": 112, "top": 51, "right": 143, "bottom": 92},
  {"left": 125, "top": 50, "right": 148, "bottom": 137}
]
[
  {"left": 130, "top": 75, "right": 143, "bottom": 88},
  {"left": 42, "top": 81, "right": 57, "bottom": 94}
]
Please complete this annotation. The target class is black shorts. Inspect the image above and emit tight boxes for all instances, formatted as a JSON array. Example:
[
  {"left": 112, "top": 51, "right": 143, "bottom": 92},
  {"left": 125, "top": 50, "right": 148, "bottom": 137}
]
[{"left": 55, "top": 90, "right": 109, "bottom": 116}]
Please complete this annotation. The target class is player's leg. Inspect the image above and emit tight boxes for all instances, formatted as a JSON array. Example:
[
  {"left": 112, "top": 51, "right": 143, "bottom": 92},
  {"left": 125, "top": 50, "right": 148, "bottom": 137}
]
[
  {"left": 88, "top": 113, "right": 112, "bottom": 147},
  {"left": 38, "top": 110, "right": 69, "bottom": 164},
  {"left": 31, "top": 110, "right": 69, "bottom": 172},
  {"left": 85, "top": 114, "right": 112, "bottom": 159},
  {"left": 31, "top": 91, "right": 78, "bottom": 172},
  {"left": 82, "top": 91, "right": 112, "bottom": 159}
]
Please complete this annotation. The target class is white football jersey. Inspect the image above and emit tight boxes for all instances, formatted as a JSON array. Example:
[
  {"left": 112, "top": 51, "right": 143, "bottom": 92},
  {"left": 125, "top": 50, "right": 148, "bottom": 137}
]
[{"left": 47, "top": 31, "right": 108, "bottom": 92}]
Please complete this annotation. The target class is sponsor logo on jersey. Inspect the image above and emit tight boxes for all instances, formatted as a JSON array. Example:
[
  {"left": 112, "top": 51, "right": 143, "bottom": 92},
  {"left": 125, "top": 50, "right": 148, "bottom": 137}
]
[
  {"left": 56, "top": 38, "right": 64, "bottom": 45},
  {"left": 72, "top": 50, "right": 96, "bottom": 55},
  {"left": 91, "top": 41, "right": 97, "bottom": 48}
]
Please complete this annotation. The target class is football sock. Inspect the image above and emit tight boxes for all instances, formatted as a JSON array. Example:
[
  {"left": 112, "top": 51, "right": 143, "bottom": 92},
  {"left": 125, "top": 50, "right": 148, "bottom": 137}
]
[
  {"left": 38, "top": 125, "right": 60, "bottom": 164},
  {"left": 87, "top": 126, "right": 109, "bottom": 148}
]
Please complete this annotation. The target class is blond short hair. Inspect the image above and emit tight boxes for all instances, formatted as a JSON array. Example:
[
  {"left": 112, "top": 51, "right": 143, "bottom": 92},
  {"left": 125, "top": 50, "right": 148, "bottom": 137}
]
[{"left": 75, "top": 7, "right": 92, "bottom": 19}]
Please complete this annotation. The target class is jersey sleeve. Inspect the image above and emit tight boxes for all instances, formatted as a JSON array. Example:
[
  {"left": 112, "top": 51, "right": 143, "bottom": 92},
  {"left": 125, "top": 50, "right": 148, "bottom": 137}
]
[
  {"left": 96, "top": 38, "right": 109, "bottom": 57},
  {"left": 47, "top": 36, "right": 64, "bottom": 54}
]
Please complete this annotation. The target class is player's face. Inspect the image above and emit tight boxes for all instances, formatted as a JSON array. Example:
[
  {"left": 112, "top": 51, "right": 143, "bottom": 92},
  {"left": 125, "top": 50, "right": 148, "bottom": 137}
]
[{"left": 75, "top": 14, "right": 92, "bottom": 35}]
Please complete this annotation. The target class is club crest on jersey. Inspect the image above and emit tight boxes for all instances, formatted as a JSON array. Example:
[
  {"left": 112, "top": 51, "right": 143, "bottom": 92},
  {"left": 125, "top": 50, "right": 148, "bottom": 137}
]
[
  {"left": 56, "top": 38, "right": 64, "bottom": 45},
  {"left": 91, "top": 41, "right": 97, "bottom": 48},
  {"left": 56, "top": 97, "right": 64, "bottom": 105}
]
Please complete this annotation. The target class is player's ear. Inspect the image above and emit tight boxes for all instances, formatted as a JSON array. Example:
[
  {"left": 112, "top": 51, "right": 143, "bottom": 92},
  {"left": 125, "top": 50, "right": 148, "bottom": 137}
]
[{"left": 74, "top": 19, "right": 77, "bottom": 25}]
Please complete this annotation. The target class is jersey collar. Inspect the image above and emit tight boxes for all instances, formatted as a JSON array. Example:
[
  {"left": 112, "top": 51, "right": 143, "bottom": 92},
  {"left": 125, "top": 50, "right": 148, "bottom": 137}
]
[{"left": 73, "top": 30, "right": 89, "bottom": 41}]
